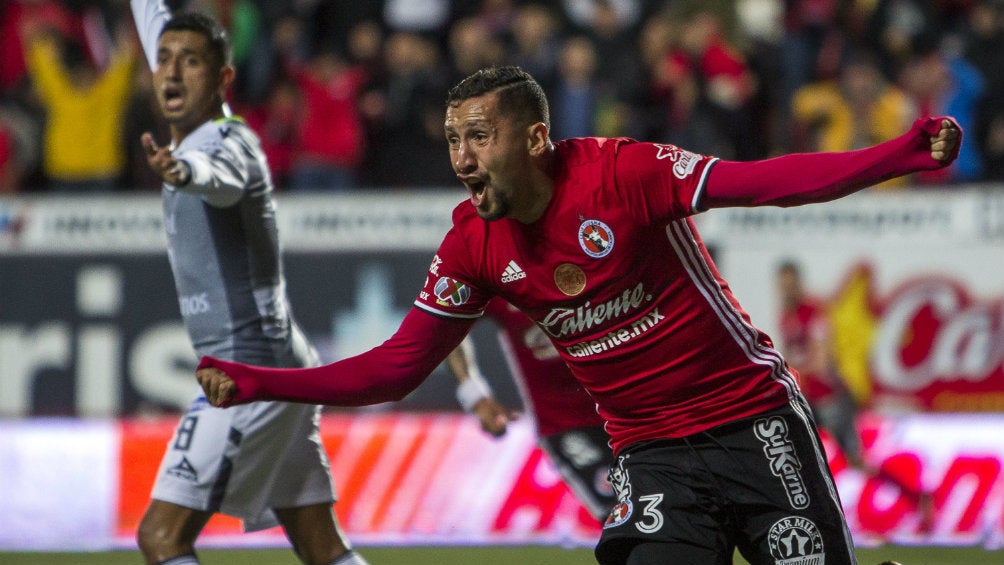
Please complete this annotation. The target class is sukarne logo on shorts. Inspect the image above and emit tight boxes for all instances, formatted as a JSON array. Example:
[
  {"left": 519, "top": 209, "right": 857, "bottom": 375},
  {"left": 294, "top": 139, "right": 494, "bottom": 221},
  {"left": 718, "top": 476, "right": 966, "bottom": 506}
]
[{"left": 754, "top": 416, "right": 809, "bottom": 509}]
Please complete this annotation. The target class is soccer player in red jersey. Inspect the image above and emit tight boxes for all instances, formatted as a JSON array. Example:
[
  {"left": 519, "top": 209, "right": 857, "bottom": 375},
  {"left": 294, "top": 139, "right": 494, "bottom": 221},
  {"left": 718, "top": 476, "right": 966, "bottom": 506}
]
[
  {"left": 197, "top": 66, "right": 961, "bottom": 564},
  {"left": 446, "top": 297, "right": 615, "bottom": 521}
]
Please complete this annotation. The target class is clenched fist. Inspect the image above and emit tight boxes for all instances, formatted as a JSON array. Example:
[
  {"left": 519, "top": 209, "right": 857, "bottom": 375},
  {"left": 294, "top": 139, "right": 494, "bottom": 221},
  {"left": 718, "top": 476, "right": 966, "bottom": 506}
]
[
  {"left": 929, "top": 118, "right": 961, "bottom": 165},
  {"left": 197, "top": 367, "right": 236, "bottom": 407}
]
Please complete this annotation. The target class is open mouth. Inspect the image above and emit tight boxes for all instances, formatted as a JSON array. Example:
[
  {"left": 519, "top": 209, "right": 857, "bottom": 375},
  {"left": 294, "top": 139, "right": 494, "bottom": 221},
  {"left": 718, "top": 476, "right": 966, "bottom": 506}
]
[
  {"left": 466, "top": 179, "right": 487, "bottom": 207},
  {"left": 163, "top": 86, "right": 184, "bottom": 111}
]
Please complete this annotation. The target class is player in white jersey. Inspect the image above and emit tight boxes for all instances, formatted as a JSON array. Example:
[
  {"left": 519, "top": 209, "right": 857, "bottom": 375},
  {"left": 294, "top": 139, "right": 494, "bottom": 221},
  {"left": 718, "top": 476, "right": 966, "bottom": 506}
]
[{"left": 129, "top": 2, "right": 368, "bottom": 565}]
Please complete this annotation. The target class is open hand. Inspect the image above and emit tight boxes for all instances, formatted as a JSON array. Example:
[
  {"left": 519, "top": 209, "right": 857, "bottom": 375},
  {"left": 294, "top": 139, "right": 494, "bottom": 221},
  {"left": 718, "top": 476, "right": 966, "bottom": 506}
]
[
  {"left": 930, "top": 118, "right": 962, "bottom": 165},
  {"left": 196, "top": 367, "right": 236, "bottom": 407},
  {"left": 141, "top": 132, "right": 190, "bottom": 185}
]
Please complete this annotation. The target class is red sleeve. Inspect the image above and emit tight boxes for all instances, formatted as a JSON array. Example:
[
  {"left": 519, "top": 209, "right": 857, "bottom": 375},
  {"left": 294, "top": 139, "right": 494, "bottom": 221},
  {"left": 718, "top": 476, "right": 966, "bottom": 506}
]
[
  {"left": 613, "top": 140, "right": 718, "bottom": 222},
  {"left": 198, "top": 308, "right": 474, "bottom": 407},
  {"left": 703, "top": 117, "right": 961, "bottom": 209},
  {"left": 413, "top": 217, "right": 492, "bottom": 319}
]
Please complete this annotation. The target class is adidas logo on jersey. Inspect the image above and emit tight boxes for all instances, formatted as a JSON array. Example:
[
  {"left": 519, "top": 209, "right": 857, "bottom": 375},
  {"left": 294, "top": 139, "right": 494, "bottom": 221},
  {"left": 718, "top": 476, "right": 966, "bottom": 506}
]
[{"left": 501, "top": 260, "right": 527, "bottom": 283}]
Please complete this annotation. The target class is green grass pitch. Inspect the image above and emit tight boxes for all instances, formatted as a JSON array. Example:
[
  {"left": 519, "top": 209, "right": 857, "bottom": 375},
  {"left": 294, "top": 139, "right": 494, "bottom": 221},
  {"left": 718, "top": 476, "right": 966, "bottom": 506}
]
[{"left": 2, "top": 545, "right": 1003, "bottom": 565}]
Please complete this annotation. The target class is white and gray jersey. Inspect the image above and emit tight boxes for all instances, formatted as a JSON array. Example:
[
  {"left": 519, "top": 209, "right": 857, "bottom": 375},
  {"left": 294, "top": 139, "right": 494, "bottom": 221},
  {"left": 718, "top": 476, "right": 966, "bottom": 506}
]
[
  {"left": 133, "top": 0, "right": 316, "bottom": 367},
  {"left": 165, "top": 119, "right": 315, "bottom": 366}
]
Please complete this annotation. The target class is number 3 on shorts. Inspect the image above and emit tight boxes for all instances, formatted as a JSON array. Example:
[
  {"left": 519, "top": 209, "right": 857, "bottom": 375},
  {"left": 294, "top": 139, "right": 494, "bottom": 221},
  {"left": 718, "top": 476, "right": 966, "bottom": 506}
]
[{"left": 635, "top": 493, "right": 664, "bottom": 534}]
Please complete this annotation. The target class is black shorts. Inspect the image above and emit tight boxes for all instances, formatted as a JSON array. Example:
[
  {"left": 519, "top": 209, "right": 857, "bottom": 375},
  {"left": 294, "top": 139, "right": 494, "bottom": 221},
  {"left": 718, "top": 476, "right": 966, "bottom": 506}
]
[
  {"left": 540, "top": 425, "right": 617, "bottom": 522},
  {"left": 595, "top": 401, "right": 856, "bottom": 565}
]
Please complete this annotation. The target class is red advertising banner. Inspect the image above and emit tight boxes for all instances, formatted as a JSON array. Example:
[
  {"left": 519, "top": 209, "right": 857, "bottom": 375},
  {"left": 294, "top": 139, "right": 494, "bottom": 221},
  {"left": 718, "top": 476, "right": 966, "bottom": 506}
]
[
  {"left": 98, "top": 412, "right": 1004, "bottom": 550},
  {"left": 2, "top": 411, "right": 1003, "bottom": 550},
  {"left": 828, "top": 264, "right": 1004, "bottom": 412}
]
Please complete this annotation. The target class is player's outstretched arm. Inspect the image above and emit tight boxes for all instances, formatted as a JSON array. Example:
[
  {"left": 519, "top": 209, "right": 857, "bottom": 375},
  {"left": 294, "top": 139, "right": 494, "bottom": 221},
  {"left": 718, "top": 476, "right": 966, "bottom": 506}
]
[
  {"left": 703, "top": 117, "right": 962, "bottom": 209},
  {"left": 197, "top": 307, "right": 474, "bottom": 408}
]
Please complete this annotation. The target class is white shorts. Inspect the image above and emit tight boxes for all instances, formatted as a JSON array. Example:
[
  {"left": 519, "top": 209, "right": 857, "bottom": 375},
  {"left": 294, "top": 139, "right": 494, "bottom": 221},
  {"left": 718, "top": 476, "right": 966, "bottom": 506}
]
[{"left": 151, "top": 395, "right": 336, "bottom": 532}]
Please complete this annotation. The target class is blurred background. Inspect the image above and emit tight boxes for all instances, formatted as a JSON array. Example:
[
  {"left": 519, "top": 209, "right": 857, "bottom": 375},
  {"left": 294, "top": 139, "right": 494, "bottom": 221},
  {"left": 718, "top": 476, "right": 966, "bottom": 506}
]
[{"left": 2, "top": 0, "right": 1004, "bottom": 559}]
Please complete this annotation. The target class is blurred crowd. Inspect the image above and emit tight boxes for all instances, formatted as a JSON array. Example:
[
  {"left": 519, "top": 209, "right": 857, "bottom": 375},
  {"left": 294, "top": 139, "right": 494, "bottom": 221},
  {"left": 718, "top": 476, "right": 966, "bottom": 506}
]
[{"left": 2, "top": 0, "right": 1004, "bottom": 193}]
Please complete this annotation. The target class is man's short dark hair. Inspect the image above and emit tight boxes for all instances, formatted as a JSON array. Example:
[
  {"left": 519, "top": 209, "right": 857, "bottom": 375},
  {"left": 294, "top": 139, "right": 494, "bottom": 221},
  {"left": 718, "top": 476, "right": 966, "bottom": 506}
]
[
  {"left": 447, "top": 66, "right": 550, "bottom": 129},
  {"left": 161, "top": 11, "right": 233, "bottom": 69},
  {"left": 777, "top": 260, "right": 801, "bottom": 277}
]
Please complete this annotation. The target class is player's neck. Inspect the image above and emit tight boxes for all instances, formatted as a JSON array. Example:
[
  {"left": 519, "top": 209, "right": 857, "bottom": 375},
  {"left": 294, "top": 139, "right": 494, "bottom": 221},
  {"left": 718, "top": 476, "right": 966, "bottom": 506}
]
[
  {"left": 510, "top": 150, "right": 555, "bottom": 224},
  {"left": 170, "top": 107, "right": 227, "bottom": 145}
]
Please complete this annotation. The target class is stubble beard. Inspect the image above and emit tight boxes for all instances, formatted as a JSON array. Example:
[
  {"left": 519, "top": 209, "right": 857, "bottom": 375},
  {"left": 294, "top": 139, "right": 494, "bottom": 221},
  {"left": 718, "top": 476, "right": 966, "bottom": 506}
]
[{"left": 478, "top": 191, "right": 510, "bottom": 222}]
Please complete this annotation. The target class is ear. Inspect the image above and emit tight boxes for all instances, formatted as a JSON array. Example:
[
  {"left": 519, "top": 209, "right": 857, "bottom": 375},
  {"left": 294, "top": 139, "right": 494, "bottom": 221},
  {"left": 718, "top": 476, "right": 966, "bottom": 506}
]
[
  {"left": 527, "top": 122, "right": 549, "bottom": 156},
  {"left": 219, "top": 64, "right": 236, "bottom": 92}
]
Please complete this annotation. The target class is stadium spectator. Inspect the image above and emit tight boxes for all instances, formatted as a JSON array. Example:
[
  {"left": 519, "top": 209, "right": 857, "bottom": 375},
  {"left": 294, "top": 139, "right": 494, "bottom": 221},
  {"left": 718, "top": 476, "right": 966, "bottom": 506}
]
[
  {"left": 963, "top": 0, "right": 1004, "bottom": 180},
  {"left": 382, "top": 0, "right": 450, "bottom": 33},
  {"left": 237, "top": 12, "right": 306, "bottom": 107},
  {"left": 0, "top": 116, "right": 19, "bottom": 192},
  {"left": 196, "top": 65, "right": 961, "bottom": 565},
  {"left": 1, "top": 0, "right": 85, "bottom": 96},
  {"left": 25, "top": 21, "right": 136, "bottom": 191},
  {"left": 898, "top": 38, "right": 985, "bottom": 183},
  {"left": 242, "top": 78, "right": 299, "bottom": 190},
  {"left": 778, "top": 0, "right": 842, "bottom": 115},
  {"left": 288, "top": 47, "right": 367, "bottom": 191},
  {"left": 549, "top": 36, "right": 600, "bottom": 140},
  {"left": 446, "top": 297, "right": 615, "bottom": 522},
  {"left": 128, "top": 0, "right": 370, "bottom": 564},
  {"left": 360, "top": 31, "right": 452, "bottom": 187},
  {"left": 507, "top": 4, "right": 562, "bottom": 91},
  {"left": 791, "top": 50, "right": 915, "bottom": 186},
  {"left": 633, "top": 12, "right": 681, "bottom": 142},
  {"left": 866, "top": 0, "right": 935, "bottom": 78},
  {"left": 577, "top": 0, "right": 645, "bottom": 138},
  {"left": 445, "top": 17, "right": 506, "bottom": 94},
  {"left": 121, "top": 64, "right": 169, "bottom": 190},
  {"left": 662, "top": 7, "right": 760, "bottom": 160}
]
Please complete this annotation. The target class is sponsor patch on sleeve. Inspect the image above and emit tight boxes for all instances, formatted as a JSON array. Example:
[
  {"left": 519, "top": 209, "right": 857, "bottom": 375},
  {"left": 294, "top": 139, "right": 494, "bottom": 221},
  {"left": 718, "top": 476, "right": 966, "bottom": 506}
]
[{"left": 433, "top": 277, "right": 471, "bottom": 307}]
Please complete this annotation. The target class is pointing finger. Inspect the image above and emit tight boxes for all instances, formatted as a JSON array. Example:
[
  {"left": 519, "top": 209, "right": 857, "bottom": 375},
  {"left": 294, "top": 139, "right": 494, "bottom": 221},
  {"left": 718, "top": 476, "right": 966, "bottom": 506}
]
[{"left": 141, "top": 132, "right": 159, "bottom": 156}]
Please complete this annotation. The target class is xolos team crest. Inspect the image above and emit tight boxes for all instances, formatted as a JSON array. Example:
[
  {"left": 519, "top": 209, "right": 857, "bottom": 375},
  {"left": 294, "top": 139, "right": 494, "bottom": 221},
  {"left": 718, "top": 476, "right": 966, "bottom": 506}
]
[{"left": 578, "top": 219, "right": 614, "bottom": 258}]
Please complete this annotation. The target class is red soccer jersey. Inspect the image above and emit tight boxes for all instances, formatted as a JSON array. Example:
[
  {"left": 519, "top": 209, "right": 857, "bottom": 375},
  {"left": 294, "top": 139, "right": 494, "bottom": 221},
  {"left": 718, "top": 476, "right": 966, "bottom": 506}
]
[
  {"left": 415, "top": 137, "right": 798, "bottom": 454},
  {"left": 484, "top": 298, "right": 605, "bottom": 437}
]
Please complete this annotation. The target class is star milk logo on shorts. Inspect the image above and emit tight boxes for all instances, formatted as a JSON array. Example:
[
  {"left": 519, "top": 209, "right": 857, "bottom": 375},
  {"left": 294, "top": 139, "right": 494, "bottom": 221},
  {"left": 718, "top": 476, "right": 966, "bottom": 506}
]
[
  {"left": 603, "top": 454, "right": 634, "bottom": 529},
  {"left": 433, "top": 277, "right": 470, "bottom": 307},
  {"left": 755, "top": 416, "right": 809, "bottom": 509},
  {"left": 768, "top": 516, "right": 824, "bottom": 565},
  {"left": 578, "top": 219, "right": 614, "bottom": 258}
]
